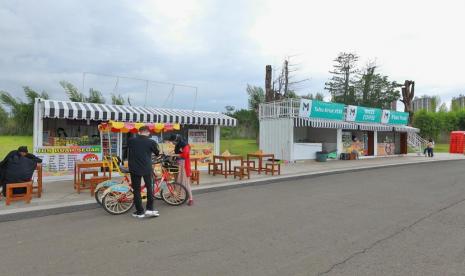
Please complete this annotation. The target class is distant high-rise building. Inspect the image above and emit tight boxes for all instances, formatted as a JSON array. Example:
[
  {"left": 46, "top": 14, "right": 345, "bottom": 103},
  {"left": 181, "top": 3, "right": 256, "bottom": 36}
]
[
  {"left": 390, "top": 100, "right": 397, "bottom": 111},
  {"left": 412, "top": 96, "right": 433, "bottom": 112},
  {"left": 451, "top": 95, "right": 465, "bottom": 110}
]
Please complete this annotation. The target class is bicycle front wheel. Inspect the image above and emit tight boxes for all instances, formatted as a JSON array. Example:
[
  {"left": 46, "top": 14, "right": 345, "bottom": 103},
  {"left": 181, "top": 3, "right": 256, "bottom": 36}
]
[
  {"left": 94, "top": 186, "right": 107, "bottom": 205},
  {"left": 102, "top": 191, "right": 134, "bottom": 215},
  {"left": 160, "top": 182, "right": 188, "bottom": 206}
]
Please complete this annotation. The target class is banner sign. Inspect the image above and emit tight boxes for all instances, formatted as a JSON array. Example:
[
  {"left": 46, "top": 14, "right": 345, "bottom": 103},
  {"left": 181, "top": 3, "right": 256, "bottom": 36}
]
[
  {"left": 310, "top": 100, "right": 345, "bottom": 120},
  {"left": 34, "top": 146, "right": 103, "bottom": 176},
  {"left": 346, "top": 105, "right": 382, "bottom": 123},
  {"left": 382, "top": 110, "right": 409, "bottom": 125},
  {"left": 298, "top": 100, "right": 407, "bottom": 125},
  {"left": 299, "top": 99, "right": 312, "bottom": 118}
]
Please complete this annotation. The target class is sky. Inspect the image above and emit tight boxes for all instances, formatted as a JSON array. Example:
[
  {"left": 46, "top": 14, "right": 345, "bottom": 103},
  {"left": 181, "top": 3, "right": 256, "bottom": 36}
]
[{"left": 1, "top": 0, "right": 465, "bottom": 111}]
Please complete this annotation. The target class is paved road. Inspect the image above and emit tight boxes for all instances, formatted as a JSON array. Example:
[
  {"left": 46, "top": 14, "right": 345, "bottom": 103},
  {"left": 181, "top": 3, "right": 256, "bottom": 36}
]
[{"left": 2, "top": 161, "right": 465, "bottom": 275}]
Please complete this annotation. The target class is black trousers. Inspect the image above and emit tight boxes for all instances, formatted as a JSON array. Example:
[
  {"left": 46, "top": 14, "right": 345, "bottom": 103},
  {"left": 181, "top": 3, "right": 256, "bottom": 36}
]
[
  {"left": 130, "top": 173, "right": 154, "bottom": 214},
  {"left": 428, "top": 148, "right": 434, "bottom": 157}
]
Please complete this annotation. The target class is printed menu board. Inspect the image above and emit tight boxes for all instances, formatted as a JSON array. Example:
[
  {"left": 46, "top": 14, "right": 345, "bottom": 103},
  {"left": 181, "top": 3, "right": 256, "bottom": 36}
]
[
  {"left": 188, "top": 129, "right": 208, "bottom": 144},
  {"left": 34, "top": 146, "right": 102, "bottom": 176}
]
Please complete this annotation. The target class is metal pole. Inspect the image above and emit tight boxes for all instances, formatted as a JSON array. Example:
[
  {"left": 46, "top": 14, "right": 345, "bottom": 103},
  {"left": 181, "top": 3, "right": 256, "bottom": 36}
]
[
  {"left": 82, "top": 72, "right": 86, "bottom": 93},
  {"left": 193, "top": 87, "right": 198, "bottom": 111},
  {"left": 144, "top": 80, "right": 149, "bottom": 107}
]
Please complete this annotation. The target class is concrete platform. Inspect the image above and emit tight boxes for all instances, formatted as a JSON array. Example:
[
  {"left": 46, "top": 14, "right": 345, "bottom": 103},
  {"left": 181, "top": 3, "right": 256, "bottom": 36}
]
[{"left": 1, "top": 153, "right": 464, "bottom": 218}]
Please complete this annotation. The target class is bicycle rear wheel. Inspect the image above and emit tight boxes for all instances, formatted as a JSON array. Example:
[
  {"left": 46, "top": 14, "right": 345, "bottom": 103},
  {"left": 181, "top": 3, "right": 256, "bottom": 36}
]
[
  {"left": 161, "top": 182, "right": 188, "bottom": 206},
  {"left": 102, "top": 191, "right": 134, "bottom": 215}
]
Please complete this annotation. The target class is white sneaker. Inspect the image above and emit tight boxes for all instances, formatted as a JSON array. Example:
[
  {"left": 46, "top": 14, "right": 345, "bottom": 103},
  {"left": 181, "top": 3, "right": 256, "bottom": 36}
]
[
  {"left": 144, "top": 210, "right": 160, "bottom": 217},
  {"left": 132, "top": 212, "right": 145, "bottom": 218}
]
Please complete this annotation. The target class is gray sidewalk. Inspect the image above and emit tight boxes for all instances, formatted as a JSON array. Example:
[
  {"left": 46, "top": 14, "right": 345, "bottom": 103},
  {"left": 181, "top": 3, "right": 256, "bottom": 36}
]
[{"left": 1, "top": 153, "right": 464, "bottom": 216}]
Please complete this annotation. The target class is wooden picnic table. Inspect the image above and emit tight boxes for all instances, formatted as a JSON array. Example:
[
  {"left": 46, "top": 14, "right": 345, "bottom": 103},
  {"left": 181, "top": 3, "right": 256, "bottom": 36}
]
[
  {"left": 213, "top": 155, "right": 243, "bottom": 178},
  {"left": 74, "top": 160, "right": 111, "bottom": 190},
  {"left": 247, "top": 153, "right": 275, "bottom": 174}
]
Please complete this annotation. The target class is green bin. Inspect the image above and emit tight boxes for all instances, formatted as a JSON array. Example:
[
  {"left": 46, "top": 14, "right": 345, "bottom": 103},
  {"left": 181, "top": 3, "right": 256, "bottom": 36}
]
[{"left": 316, "top": 151, "right": 328, "bottom": 162}]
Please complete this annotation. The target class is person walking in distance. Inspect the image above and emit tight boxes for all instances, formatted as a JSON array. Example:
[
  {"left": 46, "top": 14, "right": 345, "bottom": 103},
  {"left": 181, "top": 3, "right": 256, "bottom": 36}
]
[
  {"left": 427, "top": 139, "right": 434, "bottom": 157},
  {"left": 128, "top": 126, "right": 160, "bottom": 218}
]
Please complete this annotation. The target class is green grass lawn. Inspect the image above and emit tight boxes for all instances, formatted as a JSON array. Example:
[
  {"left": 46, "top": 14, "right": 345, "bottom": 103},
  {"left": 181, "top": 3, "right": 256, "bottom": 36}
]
[
  {"left": 220, "top": 139, "right": 259, "bottom": 157},
  {"left": 434, "top": 143, "right": 448, "bottom": 153},
  {"left": 409, "top": 143, "right": 449, "bottom": 154},
  {"left": 0, "top": 136, "right": 33, "bottom": 158}
]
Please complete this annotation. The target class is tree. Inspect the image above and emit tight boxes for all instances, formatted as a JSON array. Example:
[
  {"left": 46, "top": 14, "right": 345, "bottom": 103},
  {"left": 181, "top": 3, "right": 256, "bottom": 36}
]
[
  {"left": 60, "top": 81, "right": 107, "bottom": 103},
  {"left": 246, "top": 85, "right": 265, "bottom": 112},
  {"left": 87, "top": 88, "right": 105, "bottom": 104},
  {"left": 302, "top": 92, "right": 324, "bottom": 100},
  {"left": 400, "top": 80, "right": 415, "bottom": 125},
  {"left": 0, "top": 87, "right": 49, "bottom": 135},
  {"left": 325, "top": 52, "right": 359, "bottom": 104},
  {"left": 0, "top": 105, "right": 8, "bottom": 133},
  {"left": 356, "top": 64, "right": 400, "bottom": 109},
  {"left": 60, "top": 81, "right": 86, "bottom": 102},
  {"left": 430, "top": 95, "right": 441, "bottom": 112},
  {"left": 111, "top": 94, "right": 125, "bottom": 105},
  {"left": 438, "top": 103, "right": 448, "bottom": 112}
]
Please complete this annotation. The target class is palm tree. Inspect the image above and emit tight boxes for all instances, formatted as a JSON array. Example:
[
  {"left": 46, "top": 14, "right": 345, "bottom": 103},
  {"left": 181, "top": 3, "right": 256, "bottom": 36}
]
[
  {"left": 87, "top": 88, "right": 105, "bottom": 104},
  {"left": 111, "top": 94, "right": 125, "bottom": 105},
  {"left": 0, "top": 87, "right": 49, "bottom": 135},
  {"left": 60, "top": 81, "right": 86, "bottom": 102}
]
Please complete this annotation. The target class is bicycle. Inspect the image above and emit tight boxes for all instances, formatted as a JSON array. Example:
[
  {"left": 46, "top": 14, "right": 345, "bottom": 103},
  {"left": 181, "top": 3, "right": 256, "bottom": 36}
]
[
  {"left": 94, "top": 156, "right": 162, "bottom": 205},
  {"left": 101, "top": 155, "right": 188, "bottom": 215}
]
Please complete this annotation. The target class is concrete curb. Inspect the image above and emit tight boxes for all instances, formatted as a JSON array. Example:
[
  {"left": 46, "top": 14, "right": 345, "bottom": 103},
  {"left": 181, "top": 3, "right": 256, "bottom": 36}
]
[{"left": 1, "top": 158, "right": 463, "bottom": 222}]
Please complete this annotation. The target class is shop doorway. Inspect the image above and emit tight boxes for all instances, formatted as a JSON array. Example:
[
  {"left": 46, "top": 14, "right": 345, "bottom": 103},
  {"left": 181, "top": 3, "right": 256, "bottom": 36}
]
[
  {"left": 400, "top": 133, "right": 408, "bottom": 154},
  {"left": 367, "top": 131, "right": 374, "bottom": 156}
]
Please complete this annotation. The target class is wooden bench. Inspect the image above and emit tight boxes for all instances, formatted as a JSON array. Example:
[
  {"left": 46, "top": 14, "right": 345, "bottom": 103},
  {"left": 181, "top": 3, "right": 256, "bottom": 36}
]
[
  {"left": 208, "top": 162, "right": 223, "bottom": 176},
  {"left": 265, "top": 162, "right": 281, "bottom": 176},
  {"left": 5, "top": 182, "right": 32, "bottom": 206},
  {"left": 234, "top": 166, "right": 250, "bottom": 180},
  {"left": 191, "top": 170, "right": 200, "bottom": 185}
]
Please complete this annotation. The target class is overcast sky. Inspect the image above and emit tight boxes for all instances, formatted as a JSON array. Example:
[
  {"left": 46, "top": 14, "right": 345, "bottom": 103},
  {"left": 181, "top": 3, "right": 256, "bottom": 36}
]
[{"left": 1, "top": 0, "right": 465, "bottom": 111}]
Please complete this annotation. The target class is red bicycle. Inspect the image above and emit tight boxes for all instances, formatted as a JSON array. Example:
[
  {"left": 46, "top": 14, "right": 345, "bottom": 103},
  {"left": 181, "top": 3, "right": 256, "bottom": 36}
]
[{"left": 101, "top": 155, "right": 188, "bottom": 215}]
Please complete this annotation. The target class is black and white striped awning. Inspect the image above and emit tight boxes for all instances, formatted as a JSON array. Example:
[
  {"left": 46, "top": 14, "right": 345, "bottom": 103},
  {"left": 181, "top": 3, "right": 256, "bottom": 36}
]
[
  {"left": 357, "top": 123, "right": 393, "bottom": 132},
  {"left": 40, "top": 99, "right": 236, "bottom": 126},
  {"left": 393, "top": 125, "right": 420, "bottom": 133},
  {"left": 294, "top": 118, "right": 358, "bottom": 130}
]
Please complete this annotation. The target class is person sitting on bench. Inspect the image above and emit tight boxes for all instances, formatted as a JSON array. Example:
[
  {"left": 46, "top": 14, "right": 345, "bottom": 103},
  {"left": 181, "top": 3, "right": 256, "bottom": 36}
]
[{"left": 0, "top": 146, "right": 42, "bottom": 197}]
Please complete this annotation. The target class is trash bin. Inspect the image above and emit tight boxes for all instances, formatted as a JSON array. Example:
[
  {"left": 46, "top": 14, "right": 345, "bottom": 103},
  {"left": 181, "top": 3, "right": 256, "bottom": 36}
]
[{"left": 316, "top": 151, "right": 328, "bottom": 162}]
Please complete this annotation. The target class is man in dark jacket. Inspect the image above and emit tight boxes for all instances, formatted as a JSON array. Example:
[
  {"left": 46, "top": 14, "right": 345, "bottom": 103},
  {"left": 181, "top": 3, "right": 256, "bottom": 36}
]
[
  {"left": 127, "top": 126, "right": 160, "bottom": 218},
  {"left": 0, "top": 146, "right": 42, "bottom": 196}
]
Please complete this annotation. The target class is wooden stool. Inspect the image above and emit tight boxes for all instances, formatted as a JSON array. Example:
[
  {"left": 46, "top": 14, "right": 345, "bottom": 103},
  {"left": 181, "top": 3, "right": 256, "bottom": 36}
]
[
  {"left": 265, "top": 162, "right": 281, "bottom": 176},
  {"left": 208, "top": 163, "right": 223, "bottom": 176},
  {"left": 234, "top": 166, "right": 250, "bottom": 180},
  {"left": 191, "top": 170, "right": 200, "bottom": 185},
  {"left": 5, "top": 182, "right": 32, "bottom": 206},
  {"left": 32, "top": 164, "right": 43, "bottom": 198},
  {"left": 87, "top": 176, "right": 110, "bottom": 196},
  {"left": 77, "top": 169, "right": 99, "bottom": 190},
  {"left": 241, "top": 160, "right": 256, "bottom": 170}
]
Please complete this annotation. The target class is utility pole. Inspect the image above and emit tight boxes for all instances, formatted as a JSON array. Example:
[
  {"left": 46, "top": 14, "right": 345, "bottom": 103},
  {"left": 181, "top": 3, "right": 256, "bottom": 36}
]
[
  {"left": 265, "top": 65, "right": 273, "bottom": 102},
  {"left": 283, "top": 60, "right": 289, "bottom": 97}
]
